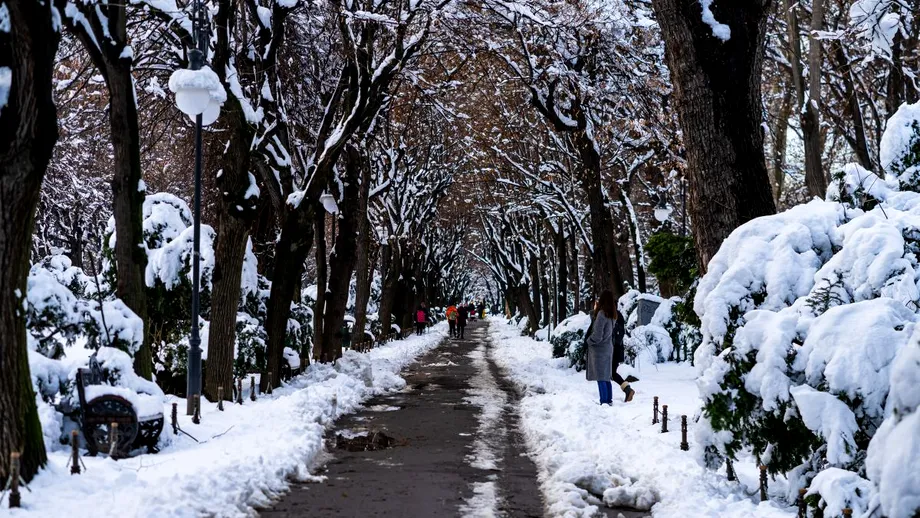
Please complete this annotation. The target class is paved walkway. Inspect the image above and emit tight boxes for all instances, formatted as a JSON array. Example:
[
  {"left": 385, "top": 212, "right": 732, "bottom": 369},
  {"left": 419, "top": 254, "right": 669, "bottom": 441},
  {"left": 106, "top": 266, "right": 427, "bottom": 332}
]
[{"left": 261, "top": 320, "right": 643, "bottom": 517}]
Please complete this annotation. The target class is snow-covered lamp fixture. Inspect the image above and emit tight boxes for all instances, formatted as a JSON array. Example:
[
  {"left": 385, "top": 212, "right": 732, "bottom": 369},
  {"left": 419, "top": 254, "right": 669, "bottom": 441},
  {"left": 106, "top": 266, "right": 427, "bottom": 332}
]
[
  {"left": 320, "top": 192, "right": 339, "bottom": 214},
  {"left": 654, "top": 198, "right": 672, "bottom": 223},
  {"left": 169, "top": 66, "right": 225, "bottom": 122}
]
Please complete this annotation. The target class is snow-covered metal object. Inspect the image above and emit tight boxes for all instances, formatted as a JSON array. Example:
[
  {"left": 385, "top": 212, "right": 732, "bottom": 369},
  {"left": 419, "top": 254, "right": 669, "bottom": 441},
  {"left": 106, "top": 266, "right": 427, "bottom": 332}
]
[
  {"left": 653, "top": 199, "right": 672, "bottom": 223},
  {"left": 169, "top": 66, "right": 225, "bottom": 119},
  {"left": 320, "top": 192, "right": 339, "bottom": 214},
  {"left": 636, "top": 296, "right": 661, "bottom": 326}
]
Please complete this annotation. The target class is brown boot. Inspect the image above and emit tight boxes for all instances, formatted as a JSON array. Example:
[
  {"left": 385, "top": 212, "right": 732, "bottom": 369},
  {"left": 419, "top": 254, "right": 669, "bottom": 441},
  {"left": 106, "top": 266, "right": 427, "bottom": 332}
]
[{"left": 621, "top": 382, "right": 635, "bottom": 402}]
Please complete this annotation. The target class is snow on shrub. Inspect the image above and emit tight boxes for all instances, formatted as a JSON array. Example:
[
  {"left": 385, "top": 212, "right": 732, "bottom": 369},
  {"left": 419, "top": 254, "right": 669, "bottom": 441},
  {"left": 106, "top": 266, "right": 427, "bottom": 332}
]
[
  {"left": 550, "top": 312, "right": 591, "bottom": 370},
  {"left": 881, "top": 101, "right": 920, "bottom": 190},
  {"left": 620, "top": 289, "right": 701, "bottom": 365},
  {"left": 694, "top": 112, "right": 920, "bottom": 516}
]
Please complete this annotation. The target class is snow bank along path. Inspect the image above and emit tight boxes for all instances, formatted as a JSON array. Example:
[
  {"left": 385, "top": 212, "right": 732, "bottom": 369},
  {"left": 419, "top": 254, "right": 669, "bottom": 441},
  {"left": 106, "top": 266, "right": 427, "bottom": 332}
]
[
  {"left": 489, "top": 320, "right": 798, "bottom": 518},
  {"left": 11, "top": 324, "right": 447, "bottom": 518}
]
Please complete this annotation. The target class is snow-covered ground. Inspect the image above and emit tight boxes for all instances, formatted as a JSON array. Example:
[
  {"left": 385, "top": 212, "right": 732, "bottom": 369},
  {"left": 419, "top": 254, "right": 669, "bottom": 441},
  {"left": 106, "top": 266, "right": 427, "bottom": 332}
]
[
  {"left": 11, "top": 324, "right": 447, "bottom": 518},
  {"left": 489, "top": 320, "right": 798, "bottom": 518}
]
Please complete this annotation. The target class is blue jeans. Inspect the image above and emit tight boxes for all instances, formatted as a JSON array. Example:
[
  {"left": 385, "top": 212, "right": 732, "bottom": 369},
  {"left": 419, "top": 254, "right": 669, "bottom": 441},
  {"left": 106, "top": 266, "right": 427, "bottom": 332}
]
[{"left": 597, "top": 381, "right": 613, "bottom": 404}]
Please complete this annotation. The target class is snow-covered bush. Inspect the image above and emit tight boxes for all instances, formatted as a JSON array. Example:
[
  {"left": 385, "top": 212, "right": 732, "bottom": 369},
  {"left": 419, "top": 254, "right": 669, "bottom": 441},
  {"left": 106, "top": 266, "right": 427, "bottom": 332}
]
[
  {"left": 881, "top": 101, "right": 920, "bottom": 191},
  {"left": 550, "top": 312, "right": 591, "bottom": 370},
  {"left": 694, "top": 112, "right": 920, "bottom": 516}
]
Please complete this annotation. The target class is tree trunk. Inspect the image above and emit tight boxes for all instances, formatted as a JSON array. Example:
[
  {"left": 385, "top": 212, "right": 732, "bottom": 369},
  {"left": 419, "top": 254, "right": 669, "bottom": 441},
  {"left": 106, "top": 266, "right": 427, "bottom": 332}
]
[
  {"left": 529, "top": 256, "right": 542, "bottom": 326},
  {"left": 262, "top": 207, "right": 314, "bottom": 391},
  {"left": 204, "top": 0, "right": 256, "bottom": 402},
  {"left": 108, "top": 62, "right": 153, "bottom": 379},
  {"left": 555, "top": 228, "right": 568, "bottom": 322},
  {"left": 378, "top": 243, "right": 400, "bottom": 337},
  {"left": 352, "top": 155, "right": 374, "bottom": 347},
  {"left": 575, "top": 135, "right": 626, "bottom": 299},
  {"left": 0, "top": 0, "right": 59, "bottom": 481},
  {"left": 570, "top": 229, "right": 580, "bottom": 312},
  {"left": 833, "top": 45, "right": 873, "bottom": 170},
  {"left": 803, "top": 0, "right": 827, "bottom": 197},
  {"left": 321, "top": 149, "right": 361, "bottom": 361},
  {"left": 650, "top": 0, "right": 777, "bottom": 270},
  {"left": 516, "top": 284, "right": 540, "bottom": 335},
  {"left": 312, "top": 209, "right": 327, "bottom": 362},
  {"left": 770, "top": 88, "right": 792, "bottom": 201},
  {"left": 539, "top": 248, "right": 551, "bottom": 326}
]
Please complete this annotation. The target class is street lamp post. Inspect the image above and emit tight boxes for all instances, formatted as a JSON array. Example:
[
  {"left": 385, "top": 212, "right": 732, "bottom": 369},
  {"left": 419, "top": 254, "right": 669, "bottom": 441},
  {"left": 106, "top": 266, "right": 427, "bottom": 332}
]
[
  {"left": 168, "top": 0, "right": 224, "bottom": 416},
  {"left": 185, "top": 0, "right": 209, "bottom": 416}
]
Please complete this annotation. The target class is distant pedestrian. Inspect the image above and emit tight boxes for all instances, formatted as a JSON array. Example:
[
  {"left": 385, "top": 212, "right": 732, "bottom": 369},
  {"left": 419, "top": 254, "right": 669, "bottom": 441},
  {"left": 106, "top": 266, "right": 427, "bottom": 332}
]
[
  {"left": 477, "top": 302, "right": 485, "bottom": 319},
  {"left": 585, "top": 290, "right": 635, "bottom": 405},
  {"left": 446, "top": 304, "right": 459, "bottom": 338},
  {"left": 457, "top": 304, "right": 469, "bottom": 339},
  {"left": 415, "top": 304, "right": 427, "bottom": 336}
]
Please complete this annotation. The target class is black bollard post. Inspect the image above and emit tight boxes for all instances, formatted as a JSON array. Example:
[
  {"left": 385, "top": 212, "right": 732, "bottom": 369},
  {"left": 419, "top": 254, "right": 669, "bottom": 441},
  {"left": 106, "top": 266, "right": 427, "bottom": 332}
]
[
  {"left": 70, "top": 430, "right": 81, "bottom": 475},
  {"left": 680, "top": 415, "right": 689, "bottom": 451},
  {"left": 171, "top": 402, "right": 178, "bottom": 434},
  {"left": 9, "top": 452, "right": 21, "bottom": 508},
  {"left": 726, "top": 459, "right": 736, "bottom": 481},
  {"left": 267, "top": 372, "right": 273, "bottom": 395},
  {"left": 661, "top": 405, "right": 668, "bottom": 433},
  {"left": 218, "top": 386, "right": 224, "bottom": 411},
  {"left": 250, "top": 376, "right": 256, "bottom": 401},
  {"left": 237, "top": 378, "right": 243, "bottom": 405},
  {"left": 109, "top": 422, "right": 119, "bottom": 459},
  {"left": 797, "top": 488, "right": 807, "bottom": 518},
  {"left": 759, "top": 465, "right": 768, "bottom": 502},
  {"left": 653, "top": 396, "right": 659, "bottom": 425},
  {"left": 192, "top": 394, "right": 201, "bottom": 425}
]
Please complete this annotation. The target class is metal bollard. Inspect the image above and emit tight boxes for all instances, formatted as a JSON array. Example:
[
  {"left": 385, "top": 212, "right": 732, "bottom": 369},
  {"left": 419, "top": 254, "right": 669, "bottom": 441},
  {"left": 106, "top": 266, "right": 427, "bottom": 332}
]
[
  {"left": 9, "top": 452, "right": 20, "bottom": 508},
  {"left": 171, "top": 402, "right": 178, "bottom": 434},
  {"left": 218, "top": 386, "right": 224, "bottom": 411},
  {"left": 842, "top": 509, "right": 852, "bottom": 517},
  {"left": 192, "top": 394, "right": 201, "bottom": 425},
  {"left": 653, "top": 396, "right": 659, "bottom": 425},
  {"left": 661, "top": 405, "right": 668, "bottom": 433},
  {"left": 237, "top": 378, "right": 243, "bottom": 405},
  {"left": 680, "top": 415, "right": 689, "bottom": 451},
  {"left": 726, "top": 459, "right": 736, "bottom": 481},
  {"left": 71, "top": 430, "right": 81, "bottom": 475},
  {"left": 759, "top": 465, "right": 768, "bottom": 502},
  {"left": 797, "top": 488, "right": 807, "bottom": 518},
  {"left": 267, "top": 372, "right": 273, "bottom": 395},
  {"left": 109, "top": 422, "right": 120, "bottom": 459},
  {"left": 250, "top": 376, "right": 256, "bottom": 401}
]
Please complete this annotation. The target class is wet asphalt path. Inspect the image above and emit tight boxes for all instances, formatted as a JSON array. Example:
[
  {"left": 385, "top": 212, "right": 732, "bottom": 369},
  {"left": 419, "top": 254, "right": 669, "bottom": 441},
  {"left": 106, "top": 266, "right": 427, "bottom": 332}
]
[{"left": 260, "top": 319, "right": 645, "bottom": 518}]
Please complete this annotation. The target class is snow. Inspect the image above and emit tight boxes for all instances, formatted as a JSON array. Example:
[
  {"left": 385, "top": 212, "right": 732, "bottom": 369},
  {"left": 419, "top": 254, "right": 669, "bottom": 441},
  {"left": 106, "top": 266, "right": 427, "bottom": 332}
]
[
  {"left": 699, "top": 0, "right": 730, "bottom": 41},
  {"left": 167, "top": 66, "right": 225, "bottom": 100},
  {"left": 489, "top": 320, "right": 796, "bottom": 518},
  {"left": 806, "top": 468, "right": 875, "bottom": 517},
  {"left": 0, "top": 66, "right": 11, "bottom": 115},
  {"left": 880, "top": 101, "right": 920, "bottom": 188},
  {"left": 789, "top": 385, "right": 858, "bottom": 465},
  {"left": 551, "top": 311, "right": 591, "bottom": 338},
  {"left": 16, "top": 324, "right": 447, "bottom": 518}
]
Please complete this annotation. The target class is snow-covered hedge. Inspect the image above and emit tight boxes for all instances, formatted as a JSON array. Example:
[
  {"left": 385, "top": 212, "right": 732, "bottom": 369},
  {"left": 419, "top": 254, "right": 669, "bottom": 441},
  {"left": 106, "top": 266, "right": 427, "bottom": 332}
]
[
  {"left": 550, "top": 312, "right": 591, "bottom": 370},
  {"left": 694, "top": 101, "right": 920, "bottom": 518}
]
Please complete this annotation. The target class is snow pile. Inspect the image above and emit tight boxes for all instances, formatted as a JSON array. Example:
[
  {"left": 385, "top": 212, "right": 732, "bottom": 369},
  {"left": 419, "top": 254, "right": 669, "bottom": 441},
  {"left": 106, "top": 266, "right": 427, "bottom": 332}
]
[
  {"left": 880, "top": 101, "right": 920, "bottom": 190},
  {"left": 489, "top": 320, "right": 795, "bottom": 518},
  {"left": 16, "top": 325, "right": 447, "bottom": 518},
  {"left": 550, "top": 311, "right": 591, "bottom": 369},
  {"left": 694, "top": 106, "right": 920, "bottom": 518}
]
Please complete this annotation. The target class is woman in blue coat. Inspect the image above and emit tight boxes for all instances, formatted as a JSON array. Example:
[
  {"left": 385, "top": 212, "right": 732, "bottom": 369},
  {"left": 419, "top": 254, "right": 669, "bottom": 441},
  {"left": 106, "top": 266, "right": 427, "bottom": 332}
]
[{"left": 585, "top": 290, "right": 635, "bottom": 404}]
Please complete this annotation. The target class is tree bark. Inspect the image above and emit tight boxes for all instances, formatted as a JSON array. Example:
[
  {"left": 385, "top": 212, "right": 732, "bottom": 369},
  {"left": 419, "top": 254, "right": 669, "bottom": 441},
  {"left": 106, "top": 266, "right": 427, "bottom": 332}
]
[
  {"left": 352, "top": 155, "right": 374, "bottom": 347},
  {"left": 378, "top": 243, "right": 400, "bottom": 337},
  {"left": 650, "top": 0, "right": 777, "bottom": 270},
  {"left": 203, "top": 0, "right": 258, "bottom": 402},
  {"left": 262, "top": 207, "right": 314, "bottom": 391},
  {"left": 312, "top": 209, "right": 327, "bottom": 362},
  {"left": 555, "top": 228, "right": 568, "bottom": 322},
  {"left": 770, "top": 88, "right": 792, "bottom": 201},
  {"left": 321, "top": 148, "right": 361, "bottom": 361},
  {"left": 0, "top": 0, "right": 59, "bottom": 481}
]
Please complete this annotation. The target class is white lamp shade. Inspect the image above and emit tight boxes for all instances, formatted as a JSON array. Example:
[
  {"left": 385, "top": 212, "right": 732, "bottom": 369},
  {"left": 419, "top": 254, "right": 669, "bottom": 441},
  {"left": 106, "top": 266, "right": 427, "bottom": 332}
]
[
  {"left": 320, "top": 193, "right": 339, "bottom": 214},
  {"left": 654, "top": 205, "right": 672, "bottom": 222},
  {"left": 200, "top": 98, "right": 221, "bottom": 126},
  {"left": 175, "top": 87, "right": 211, "bottom": 116}
]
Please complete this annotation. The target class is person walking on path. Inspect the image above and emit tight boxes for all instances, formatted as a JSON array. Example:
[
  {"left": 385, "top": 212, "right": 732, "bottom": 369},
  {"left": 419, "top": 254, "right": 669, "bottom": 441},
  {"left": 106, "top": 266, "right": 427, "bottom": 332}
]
[
  {"left": 415, "top": 304, "right": 427, "bottom": 336},
  {"left": 585, "top": 290, "right": 635, "bottom": 404},
  {"left": 457, "top": 303, "right": 469, "bottom": 339},
  {"left": 446, "top": 304, "right": 459, "bottom": 338}
]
